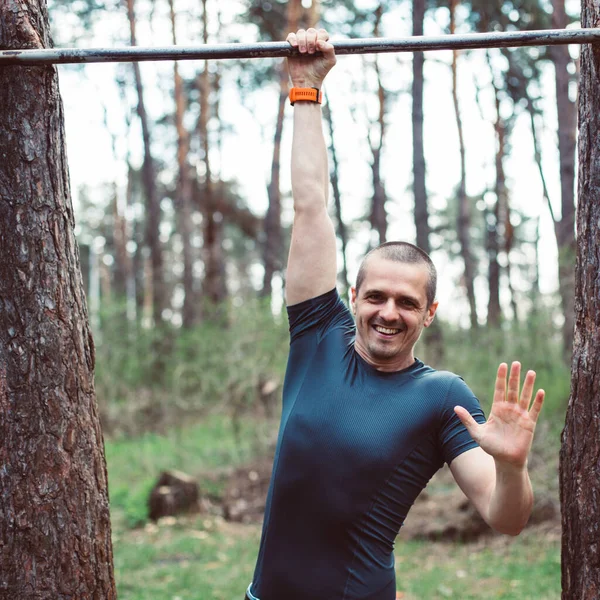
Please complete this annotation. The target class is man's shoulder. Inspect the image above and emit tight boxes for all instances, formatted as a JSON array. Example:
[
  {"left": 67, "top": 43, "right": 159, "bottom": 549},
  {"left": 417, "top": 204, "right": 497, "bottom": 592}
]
[{"left": 410, "top": 362, "right": 462, "bottom": 383}]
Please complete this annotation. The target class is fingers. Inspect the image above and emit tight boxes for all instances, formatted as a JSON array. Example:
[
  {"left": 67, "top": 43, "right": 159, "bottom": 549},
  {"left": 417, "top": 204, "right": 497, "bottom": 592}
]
[
  {"left": 454, "top": 406, "right": 480, "bottom": 442},
  {"left": 287, "top": 28, "right": 333, "bottom": 55},
  {"left": 529, "top": 389, "right": 545, "bottom": 423},
  {"left": 493, "top": 361, "right": 545, "bottom": 418},
  {"left": 507, "top": 361, "right": 521, "bottom": 403},
  {"left": 519, "top": 369, "right": 536, "bottom": 410},
  {"left": 493, "top": 362, "right": 508, "bottom": 404}
]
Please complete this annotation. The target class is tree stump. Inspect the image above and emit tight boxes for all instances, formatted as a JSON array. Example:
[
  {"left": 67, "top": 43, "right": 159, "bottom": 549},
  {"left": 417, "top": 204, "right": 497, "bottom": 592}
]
[{"left": 148, "top": 471, "right": 200, "bottom": 521}]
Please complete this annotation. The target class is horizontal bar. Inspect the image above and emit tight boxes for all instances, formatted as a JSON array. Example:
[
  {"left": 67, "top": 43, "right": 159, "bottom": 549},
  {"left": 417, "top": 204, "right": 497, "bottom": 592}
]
[{"left": 1, "top": 28, "right": 598, "bottom": 67}]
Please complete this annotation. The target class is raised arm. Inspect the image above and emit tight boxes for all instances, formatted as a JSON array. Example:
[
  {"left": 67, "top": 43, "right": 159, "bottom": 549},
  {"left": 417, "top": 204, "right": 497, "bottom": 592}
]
[
  {"left": 450, "top": 362, "right": 545, "bottom": 535},
  {"left": 284, "top": 28, "right": 338, "bottom": 306}
]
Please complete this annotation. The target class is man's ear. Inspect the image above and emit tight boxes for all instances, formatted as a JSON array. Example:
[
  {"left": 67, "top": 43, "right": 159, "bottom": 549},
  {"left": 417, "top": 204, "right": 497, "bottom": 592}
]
[
  {"left": 350, "top": 286, "right": 357, "bottom": 314},
  {"left": 423, "top": 301, "right": 439, "bottom": 327}
]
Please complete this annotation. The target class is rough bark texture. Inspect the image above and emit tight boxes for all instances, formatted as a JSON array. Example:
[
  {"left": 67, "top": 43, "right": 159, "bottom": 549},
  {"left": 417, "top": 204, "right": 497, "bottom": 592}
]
[
  {"left": 412, "top": 0, "right": 430, "bottom": 254},
  {"left": 551, "top": 0, "right": 577, "bottom": 362},
  {"left": 0, "top": 2, "right": 116, "bottom": 598},
  {"left": 559, "top": 5, "right": 600, "bottom": 597}
]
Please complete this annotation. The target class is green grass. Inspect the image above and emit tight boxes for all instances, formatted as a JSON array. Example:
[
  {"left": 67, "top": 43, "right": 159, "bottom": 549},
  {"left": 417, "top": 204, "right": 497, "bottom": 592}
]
[
  {"left": 110, "top": 515, "right": 560, "bottom": 600},
  {"left": 106, "top": 413, "right": 272, "bottom": 527},
  {"left": 106, "top": 416, "right": 561, "bottom": 600}
]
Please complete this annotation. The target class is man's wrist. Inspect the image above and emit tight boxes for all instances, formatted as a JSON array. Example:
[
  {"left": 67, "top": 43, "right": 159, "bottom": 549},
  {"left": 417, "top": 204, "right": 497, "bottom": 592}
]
[
  {"left": 290, "top": 79, "right": 323, "bottom": 89},
  {"left": 494, "top": 458, "right": 528, "bottom": 478}
]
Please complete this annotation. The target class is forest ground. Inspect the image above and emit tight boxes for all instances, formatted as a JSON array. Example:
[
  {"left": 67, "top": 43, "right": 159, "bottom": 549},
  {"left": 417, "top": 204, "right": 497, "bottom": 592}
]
[{"left": 106, "top": 413, "right": 562, "bottom": 600}]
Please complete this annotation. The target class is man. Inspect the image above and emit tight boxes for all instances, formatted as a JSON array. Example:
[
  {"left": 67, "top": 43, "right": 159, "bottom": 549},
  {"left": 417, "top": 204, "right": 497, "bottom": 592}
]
[{"left": 246, "top": 28, "right": 545, "bottom": 600}]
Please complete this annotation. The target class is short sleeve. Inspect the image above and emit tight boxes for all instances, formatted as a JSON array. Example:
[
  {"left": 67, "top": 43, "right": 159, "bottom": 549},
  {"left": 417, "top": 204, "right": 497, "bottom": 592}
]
[
  {"left": 439, "top": 376, "right": 486, "bottom": 465},
  {"left": 287, "top": 288, "right": 352, "bottom": 344}
]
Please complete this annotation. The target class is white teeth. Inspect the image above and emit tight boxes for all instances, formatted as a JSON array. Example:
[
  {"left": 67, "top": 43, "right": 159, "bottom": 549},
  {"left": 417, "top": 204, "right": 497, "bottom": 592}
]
[{"left": 374, "top": 325, "right": 399, "bottom": 335}]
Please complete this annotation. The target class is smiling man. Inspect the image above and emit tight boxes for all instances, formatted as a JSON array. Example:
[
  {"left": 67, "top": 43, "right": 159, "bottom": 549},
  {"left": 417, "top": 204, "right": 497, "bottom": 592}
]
[{"left": 245, "top": 28, "right": 545, "bottom": 600}]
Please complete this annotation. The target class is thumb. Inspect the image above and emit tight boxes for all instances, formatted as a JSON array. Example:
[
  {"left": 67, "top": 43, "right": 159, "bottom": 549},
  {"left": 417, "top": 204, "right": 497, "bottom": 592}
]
[{"left": 454, "top": 406, "right": 480, "bottom": 441}]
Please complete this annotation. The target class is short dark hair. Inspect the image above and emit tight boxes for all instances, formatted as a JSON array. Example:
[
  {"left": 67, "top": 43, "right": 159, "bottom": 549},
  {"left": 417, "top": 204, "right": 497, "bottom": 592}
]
[{"left": 355, "top": 241, "right": 437, "bottom": 307}]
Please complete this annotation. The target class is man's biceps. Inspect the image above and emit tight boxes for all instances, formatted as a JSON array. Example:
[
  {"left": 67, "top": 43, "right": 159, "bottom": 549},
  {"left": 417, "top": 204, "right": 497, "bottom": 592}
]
[{"left": 450, "top": 448, "right": 495, "bottom": 497}]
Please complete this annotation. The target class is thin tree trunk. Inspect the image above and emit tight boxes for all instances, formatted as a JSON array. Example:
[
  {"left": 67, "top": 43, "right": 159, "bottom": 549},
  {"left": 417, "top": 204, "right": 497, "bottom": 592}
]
[
  {"left": 323, "top": 100, "right": 350, "bottom": 296},
  {"left": 198, "top": 0, "right": 227, "bottom": 308},
  {"left": 369, "top": 5, "right": 388, "bottom": 245},
  {"left": 487, "top": 59, "right": 505, "bottom": 327},
  {"left": 450, "top": 0, "right": 477, "bottom": 328},
  {"left": 262, "top": 0, "right": 304, "bottom": 297},
  {"left": 550, "top": 0, "right": 577, "bottom": 362},
  {"left": 261, "top": 67, "right": 286, "bottom": 298},
  {"left": 0, "top": 1, "right": 116, "bottom": 596},
  {"left": 169, "top": 0, "right": 196, "bottom": 328},
  {"left": 411, "top": 0, "right": 443, "bottom": 363},
  {"left": 559, "top": 2, "right": 600, "bottom": 595},
  {"left": 412, "top": 0, "right": 430, "bottom": 254},
  {"left": 125, "top": 0, "right": 165, "bottom": 326}
]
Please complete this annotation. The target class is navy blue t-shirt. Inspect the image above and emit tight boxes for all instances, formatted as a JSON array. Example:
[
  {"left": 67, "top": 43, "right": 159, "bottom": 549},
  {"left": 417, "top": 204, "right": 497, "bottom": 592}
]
[{"left": 250, "top": 289, "right": 486, "bottom": 600}]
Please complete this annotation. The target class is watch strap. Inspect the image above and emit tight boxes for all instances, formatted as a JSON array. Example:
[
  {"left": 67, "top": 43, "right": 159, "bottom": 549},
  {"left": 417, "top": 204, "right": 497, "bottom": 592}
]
[{"left": 289, "top": 87, "right": 323, "bottom": 106}]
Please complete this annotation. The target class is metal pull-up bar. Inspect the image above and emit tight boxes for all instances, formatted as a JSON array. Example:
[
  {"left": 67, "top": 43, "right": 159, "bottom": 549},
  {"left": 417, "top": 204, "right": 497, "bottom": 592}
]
[{"left": 1, "top": 28, "right": 599, "bottom": 66}]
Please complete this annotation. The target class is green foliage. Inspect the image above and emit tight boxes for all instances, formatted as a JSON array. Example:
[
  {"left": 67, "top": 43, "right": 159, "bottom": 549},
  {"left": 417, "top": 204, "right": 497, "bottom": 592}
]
[
  {"left": 94, "top": 296, "right": 289, "bottom": 434},
  {"left": 437, "top": 308, "right": 570, "bottom": 421}
]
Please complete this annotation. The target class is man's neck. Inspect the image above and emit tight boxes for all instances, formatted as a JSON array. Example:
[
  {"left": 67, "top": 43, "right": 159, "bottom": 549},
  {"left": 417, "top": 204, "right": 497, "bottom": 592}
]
[{"left": 353, "top": 340, "right": 416, "bottom": 372}]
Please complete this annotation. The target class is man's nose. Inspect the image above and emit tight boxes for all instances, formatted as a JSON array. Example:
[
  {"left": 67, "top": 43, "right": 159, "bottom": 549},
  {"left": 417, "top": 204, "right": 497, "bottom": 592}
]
[{"left": 379, "top": 299, "right": 399, "bottom": 321}]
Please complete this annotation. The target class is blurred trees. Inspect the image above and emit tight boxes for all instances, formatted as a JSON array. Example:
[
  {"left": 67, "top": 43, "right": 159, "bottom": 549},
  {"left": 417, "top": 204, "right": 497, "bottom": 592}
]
[{"left": 42, "top": 0, "right": 579, "bottom": 378}]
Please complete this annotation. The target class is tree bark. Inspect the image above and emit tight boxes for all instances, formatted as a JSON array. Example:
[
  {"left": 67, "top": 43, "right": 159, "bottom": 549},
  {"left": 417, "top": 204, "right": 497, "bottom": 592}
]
[
  {"left": 550, "top": 0, "right": 577, "bottom": 362},
  {"left": 559, "top": 4, "right": 600, "bottom": 597},
  {"left": 412, "top": 0, "right": 431, "bottom": 254},
  {"left": 0, "top": 2, "right": 116, "bottom": 597},
  {"left": 450, "top": 0, "right": 477, "bottom": 328},
  {"left": 125, "top": 0, "right": 166, "bottom": 326}
]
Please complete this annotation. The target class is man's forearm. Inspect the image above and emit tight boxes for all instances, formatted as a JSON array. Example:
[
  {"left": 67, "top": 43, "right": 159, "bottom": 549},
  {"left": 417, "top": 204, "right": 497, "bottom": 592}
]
[
  {"left": 487, "top": 461, "right": 533, "bottom": 536},
  {"left": 291, "top": 102, "right": 329, "bottom": 212}
]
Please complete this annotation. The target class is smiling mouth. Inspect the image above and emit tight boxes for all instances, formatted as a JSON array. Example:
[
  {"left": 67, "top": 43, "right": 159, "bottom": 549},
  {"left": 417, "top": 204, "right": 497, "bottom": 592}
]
[{"left": 373, "top": 325, "right": 402, "bottom": 336}]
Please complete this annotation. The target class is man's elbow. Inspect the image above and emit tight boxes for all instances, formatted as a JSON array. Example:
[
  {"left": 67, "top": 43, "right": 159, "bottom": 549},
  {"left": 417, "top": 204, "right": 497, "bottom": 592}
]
[{"left": 488, "top": 510, "right": 531, "bottom": 536}]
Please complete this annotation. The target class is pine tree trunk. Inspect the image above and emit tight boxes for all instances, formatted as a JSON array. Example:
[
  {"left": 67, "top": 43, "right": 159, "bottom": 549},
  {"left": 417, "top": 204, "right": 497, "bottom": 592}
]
[
  {"left": 169, "top": 0, "right": 196, "bottom": 328},
  {"left": 126, "top": 0, "right": 165, "bottom": 326},
  {"left": 0, "top": 2, "right": 116, "bottom": 597},
  {"left": 412, "top": 0, "right": 430, "bottom": 254},
  {"left": 559, "top": 5, "right": 600, "bottom": 597},
  {"left": 551, "top": 0, "right": 577, "bottom": 362}
]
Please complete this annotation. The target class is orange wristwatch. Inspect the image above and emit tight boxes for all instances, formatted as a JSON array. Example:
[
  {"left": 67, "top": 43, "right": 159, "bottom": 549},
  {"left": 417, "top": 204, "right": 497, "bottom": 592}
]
[{"left": 289, "top": 87, "right": 323, "bottom": 106}]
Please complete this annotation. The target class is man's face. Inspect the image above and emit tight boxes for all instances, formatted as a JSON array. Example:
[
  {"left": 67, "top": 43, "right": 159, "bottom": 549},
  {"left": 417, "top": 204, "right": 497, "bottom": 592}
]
[{"left": 350, "top": 256, "right": 438, "bottom": 370}]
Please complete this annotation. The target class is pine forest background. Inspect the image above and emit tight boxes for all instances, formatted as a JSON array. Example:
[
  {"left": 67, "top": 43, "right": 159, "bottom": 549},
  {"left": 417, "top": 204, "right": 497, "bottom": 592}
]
[{"left": 39, "top": 0, "right": 578, "bottom": 596}]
